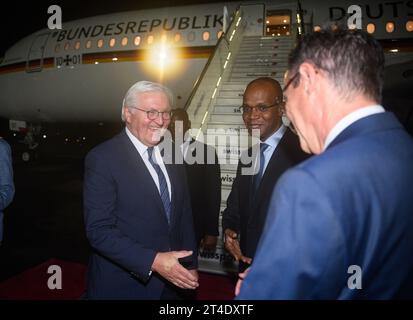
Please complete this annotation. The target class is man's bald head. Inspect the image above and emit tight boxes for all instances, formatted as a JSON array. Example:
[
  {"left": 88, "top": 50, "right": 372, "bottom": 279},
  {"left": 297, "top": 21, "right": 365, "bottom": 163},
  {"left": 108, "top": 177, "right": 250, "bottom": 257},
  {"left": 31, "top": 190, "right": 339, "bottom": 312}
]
[
  {"left": 242, "top": 77, "right": 283, "bottom": 141},
  {"left": 245, "top": 77, "right": 283, "bottom": 98}
]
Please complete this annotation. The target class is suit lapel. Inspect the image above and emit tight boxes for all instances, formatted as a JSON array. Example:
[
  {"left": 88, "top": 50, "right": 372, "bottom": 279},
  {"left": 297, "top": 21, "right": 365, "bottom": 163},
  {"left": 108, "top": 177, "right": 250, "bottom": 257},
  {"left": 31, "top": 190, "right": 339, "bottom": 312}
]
[
  {"left": 247, "top": 129, "right": 297, "bottom": 229},
  {"left": 253, "top": 130, "right": 289, "bottom": 206},
  {"left": 119, "top": 131, "right": 168, "bottom": 225}
]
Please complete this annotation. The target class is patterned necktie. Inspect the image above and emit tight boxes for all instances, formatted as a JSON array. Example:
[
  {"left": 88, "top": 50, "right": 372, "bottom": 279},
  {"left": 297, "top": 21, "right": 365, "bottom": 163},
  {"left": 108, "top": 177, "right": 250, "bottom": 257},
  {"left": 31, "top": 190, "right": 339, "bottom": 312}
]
[
  {"left": 147, "top": 147, "right": 171, "bottom": 224},
  {"left": 253, "top": 143, "right": 269, "bottom": 194}
]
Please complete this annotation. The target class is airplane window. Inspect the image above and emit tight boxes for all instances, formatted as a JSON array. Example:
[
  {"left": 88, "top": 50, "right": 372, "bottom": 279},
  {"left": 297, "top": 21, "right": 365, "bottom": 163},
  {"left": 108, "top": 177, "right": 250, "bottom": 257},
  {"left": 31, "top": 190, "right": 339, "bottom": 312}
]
[
  {"left": 97, "top": 39, "right": 104, "bottom": 48},
  {"left": 386, "top": 22, "right": 395, "bottom": 33},
  {"left": 85, "top": 40, "right": 92, "bottom": 49},
  {"left": 188, "top": 31, "right": 195, "bottom": 42},
  {"left": 121, "top": 37, "right": 128, "bottom": 46},
  {"left": 367, "top": 23, "right": 375, "bottom": 34},
  {"left": 109, "top": 38, "right": 116, "bottom": 47},
  {"left": 217, "top": 31, "right": 223, "bottom": 39},
  {"left": 313, "top": 25, "right": 321, "bottom": 32},
  {"left": 407, "top": 21, "right": 413, "bottom": 32},
  {"left": 75, "top": 41, "right": 81, "bottom": 50},
  {"left": 202, "top": 31, "right": 210, "bottom": 41},
  {"left": 174, "top": 33, "right": 181, "bottom": 42},
  {"left": 64, "top": 42, "right": 70, "bottom": 51},
  {"left": 134, "top": 36, "right": 141, "bottom": 46},
  {"left": 161, "top": 34, "right": 167, "bottom": 43},
  {"left": 55, "top": 44, "right": 61, "bottom": 53},
  {"left": 147, "top": 35, "right": 154, "bottom": 45}
]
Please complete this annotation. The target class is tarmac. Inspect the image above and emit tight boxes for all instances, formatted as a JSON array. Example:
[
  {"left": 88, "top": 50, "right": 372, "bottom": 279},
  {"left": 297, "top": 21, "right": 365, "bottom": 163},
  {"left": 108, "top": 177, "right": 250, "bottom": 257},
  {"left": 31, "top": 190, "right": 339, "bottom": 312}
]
[{"left": 0, "top": 156, "right": 90, "bottom": 282}]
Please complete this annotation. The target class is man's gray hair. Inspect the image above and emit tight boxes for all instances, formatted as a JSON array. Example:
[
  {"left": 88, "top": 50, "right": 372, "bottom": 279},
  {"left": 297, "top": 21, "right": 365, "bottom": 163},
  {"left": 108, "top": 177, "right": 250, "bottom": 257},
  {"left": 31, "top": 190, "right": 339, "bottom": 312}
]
[
  {"left": 287, "top": 25, "right": 384, "bottom": 103},
  {"left": 121, "top": 81, "right": 174, "bottom": 121}
]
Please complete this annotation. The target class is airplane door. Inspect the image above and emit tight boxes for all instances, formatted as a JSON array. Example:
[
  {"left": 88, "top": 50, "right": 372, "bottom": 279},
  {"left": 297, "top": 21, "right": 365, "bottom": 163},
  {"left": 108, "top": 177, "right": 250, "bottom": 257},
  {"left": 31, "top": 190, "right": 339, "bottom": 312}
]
[
  {"left": 265, "top": 9, "right": 292, "bottom": 37},
  {"left": 26, "top": 33, "right": 49, "bottom": 73}
]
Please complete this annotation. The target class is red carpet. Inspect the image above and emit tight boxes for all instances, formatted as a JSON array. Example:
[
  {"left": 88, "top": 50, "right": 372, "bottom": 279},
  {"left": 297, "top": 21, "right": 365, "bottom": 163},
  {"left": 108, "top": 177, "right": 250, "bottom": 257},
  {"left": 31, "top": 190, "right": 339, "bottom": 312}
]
[
  {"left": 0, "top": 258, "right": 87, "bottom": 300},
  {"left": 0, "top": 259, "right": 235, "bottom": 300},
  {"left": 196, "top": 272, "right": 236, "bottom": 300}
]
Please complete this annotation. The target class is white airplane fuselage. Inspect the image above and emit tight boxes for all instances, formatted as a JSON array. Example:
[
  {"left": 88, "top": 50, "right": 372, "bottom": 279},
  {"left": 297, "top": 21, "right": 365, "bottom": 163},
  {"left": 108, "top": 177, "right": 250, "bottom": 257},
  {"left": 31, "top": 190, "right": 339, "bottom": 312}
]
[
  {"left": 0, "top": 0, "right": 412, "bottom": 125},
  {"left": 0, "top": 2, "right": 237, "bottom": 124}
]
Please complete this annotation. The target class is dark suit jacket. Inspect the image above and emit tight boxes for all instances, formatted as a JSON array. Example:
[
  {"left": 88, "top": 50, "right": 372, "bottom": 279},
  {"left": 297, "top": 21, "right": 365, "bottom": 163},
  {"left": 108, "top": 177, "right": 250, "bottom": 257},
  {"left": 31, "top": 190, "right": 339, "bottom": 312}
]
[
  {"left": 238, "top": 112, "right": 413, "bottom": 299},
  {"left": 222, "top": 128, "right": 309, "bottom": 270},
  {"left": 183, "top": 139, "right": 221, "bottom": 244},
  {"left": 83, "top": 130, "right": 197, "bottom": 299}
]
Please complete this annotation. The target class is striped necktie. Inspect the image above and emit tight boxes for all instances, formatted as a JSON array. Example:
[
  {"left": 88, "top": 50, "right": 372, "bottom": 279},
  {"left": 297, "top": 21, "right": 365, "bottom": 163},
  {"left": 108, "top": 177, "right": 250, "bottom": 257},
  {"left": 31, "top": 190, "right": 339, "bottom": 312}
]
[{"left": 147, "top": 147, "right": 171, "bottom": 224}]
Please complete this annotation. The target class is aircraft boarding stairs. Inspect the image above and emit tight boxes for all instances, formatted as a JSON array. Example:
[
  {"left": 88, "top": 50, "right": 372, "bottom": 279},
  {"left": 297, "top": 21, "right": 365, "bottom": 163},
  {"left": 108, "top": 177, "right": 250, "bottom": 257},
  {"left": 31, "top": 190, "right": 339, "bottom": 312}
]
[{"left": 185, "top": 4, "right": 296, "bottom": 274}]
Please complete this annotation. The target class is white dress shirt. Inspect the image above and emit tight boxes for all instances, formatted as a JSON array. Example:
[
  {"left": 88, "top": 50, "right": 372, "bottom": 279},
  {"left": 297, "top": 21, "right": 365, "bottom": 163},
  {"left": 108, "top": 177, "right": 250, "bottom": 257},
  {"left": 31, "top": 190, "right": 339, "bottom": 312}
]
[
  {"left": 324, "top": 105, "right": 385, "bottom": 150},
  {"left": 125, "top": 127, "right": 172, "bottom": 200},
  {"left": 253, "top": 124, "right": 287, "bottom": 175}
]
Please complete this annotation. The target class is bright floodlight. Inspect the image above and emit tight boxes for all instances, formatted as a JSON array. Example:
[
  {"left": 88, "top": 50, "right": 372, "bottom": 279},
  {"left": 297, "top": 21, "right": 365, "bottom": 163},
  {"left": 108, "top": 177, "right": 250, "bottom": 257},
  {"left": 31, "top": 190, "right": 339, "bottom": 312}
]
[{"left": 144, "top": 41, "right": 181, "bottom": 82}]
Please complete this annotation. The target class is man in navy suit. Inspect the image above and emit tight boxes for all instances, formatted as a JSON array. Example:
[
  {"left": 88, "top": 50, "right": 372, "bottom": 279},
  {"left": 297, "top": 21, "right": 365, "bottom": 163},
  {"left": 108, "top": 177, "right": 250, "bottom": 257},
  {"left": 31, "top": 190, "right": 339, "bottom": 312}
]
[
  {"left": 237, "top": 27, "right": 413, "bottom": 299},
  {"left": 0, "top": 137, "right": 14, "bottom": 246},
  {"left": 222, "top": 77, "right": 309, "bottom": 272},
  {"left": 84, "top": 81, "right": 198, "bottom": 299}
]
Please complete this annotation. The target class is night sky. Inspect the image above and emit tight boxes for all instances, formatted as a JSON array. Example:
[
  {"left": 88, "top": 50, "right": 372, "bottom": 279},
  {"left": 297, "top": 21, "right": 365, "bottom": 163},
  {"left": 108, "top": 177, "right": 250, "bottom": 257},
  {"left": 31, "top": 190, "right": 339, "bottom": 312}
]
[{"left": 0, "top": 0, "right": 241, "bottom": 56}]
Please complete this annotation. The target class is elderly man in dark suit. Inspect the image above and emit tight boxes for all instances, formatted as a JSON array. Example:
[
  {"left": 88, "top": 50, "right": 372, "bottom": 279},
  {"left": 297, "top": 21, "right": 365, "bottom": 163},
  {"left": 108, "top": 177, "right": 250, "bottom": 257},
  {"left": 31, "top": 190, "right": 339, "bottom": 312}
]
[
  {"left": 222, "top": 77, "right": 309, "bottom": 272},
  {"left": 169, "top": 109, "right": 221, "bottom": 252},
  {"left": 83, "top": 81, "right": 198, "bottom": 299}
]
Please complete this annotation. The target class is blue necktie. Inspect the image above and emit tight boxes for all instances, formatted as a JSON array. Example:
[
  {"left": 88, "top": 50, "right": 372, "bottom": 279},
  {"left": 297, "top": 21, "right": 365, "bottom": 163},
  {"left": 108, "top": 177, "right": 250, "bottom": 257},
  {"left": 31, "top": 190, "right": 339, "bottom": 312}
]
[
  {"left": 253, "top": 143, "right": 269, "bottom": 194},
  {"left": 147, "top": 147, "right": 171, "bottom": 224}
]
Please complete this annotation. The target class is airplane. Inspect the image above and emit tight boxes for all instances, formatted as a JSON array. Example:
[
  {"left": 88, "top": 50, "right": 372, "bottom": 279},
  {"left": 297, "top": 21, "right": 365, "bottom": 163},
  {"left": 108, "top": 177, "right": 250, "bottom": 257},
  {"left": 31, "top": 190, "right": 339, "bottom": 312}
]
[{"left": 0, "top": 0, "right": 412, "bottom": 161}]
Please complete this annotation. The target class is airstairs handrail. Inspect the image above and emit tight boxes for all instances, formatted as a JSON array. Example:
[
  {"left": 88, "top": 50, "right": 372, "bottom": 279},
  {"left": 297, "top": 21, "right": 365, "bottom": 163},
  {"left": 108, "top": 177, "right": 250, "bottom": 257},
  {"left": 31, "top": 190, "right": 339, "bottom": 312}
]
[
  {"left": 184, "top": 7, "right": 241, "bottom": 112},
  {"left": 296, "top": 0, "right": 305, "bottom": 39},
  {"left": 183, "top": 6, "right": 248, "bottom": 136}
]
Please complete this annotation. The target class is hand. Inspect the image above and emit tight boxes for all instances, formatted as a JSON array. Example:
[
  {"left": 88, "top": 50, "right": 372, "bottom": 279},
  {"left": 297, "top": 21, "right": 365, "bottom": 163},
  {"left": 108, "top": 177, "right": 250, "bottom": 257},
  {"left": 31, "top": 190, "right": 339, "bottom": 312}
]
[
  {"left": 200, "top": 235, "right": 217, "bottom": 252},
  {"left": 224, "top": 229, "right": 252, "bottom": 264},
  {"left": 235, "top": 267, "right": 250, "bottom": 296},
  {"left": 151, "top": 251, "right": 199, "bottom": 289},
  {"left": 189, "top": 269, "right": 199, "bottom": 282}
]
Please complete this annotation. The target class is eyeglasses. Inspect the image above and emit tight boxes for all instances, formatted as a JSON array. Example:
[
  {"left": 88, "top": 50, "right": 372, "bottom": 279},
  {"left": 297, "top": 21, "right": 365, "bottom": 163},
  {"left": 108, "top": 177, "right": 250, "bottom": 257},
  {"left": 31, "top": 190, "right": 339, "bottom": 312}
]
[
  {"left": 129, "top": 107, "right": 172, "bottom": 120},
  {"left": 280, "top": 71, "right": 300, "bottom": 114},
  {"left": 281, "top": 72, "right": 300, "bottom": 136},
  {"left": 239, "top": 100, "right": 282, "bottom": 115},
  {"left": 282, "top": 71, "right": 300, "bottom": 105}
]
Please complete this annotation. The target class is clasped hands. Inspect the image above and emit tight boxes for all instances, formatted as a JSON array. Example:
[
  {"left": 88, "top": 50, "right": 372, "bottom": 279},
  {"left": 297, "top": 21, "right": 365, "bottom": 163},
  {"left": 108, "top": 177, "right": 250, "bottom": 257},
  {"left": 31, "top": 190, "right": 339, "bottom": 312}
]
[
  {"left": 224, "top": 228, "right": 252, "bottom": 265},
  {"left": 224, "top": 229, "right": 252, "bottom": 297}
]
